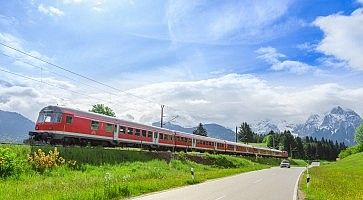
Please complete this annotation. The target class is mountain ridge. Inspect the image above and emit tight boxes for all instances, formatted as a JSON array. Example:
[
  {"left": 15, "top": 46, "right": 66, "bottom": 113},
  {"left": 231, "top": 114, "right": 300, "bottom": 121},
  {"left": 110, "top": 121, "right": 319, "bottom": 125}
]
[
  {"left": 0, "top": 110, "right": 35, "bottom": 143},
  {"left": 151, "top": 122, "right": 236, "bottom": 141},
  {"left": 251, "top": 106, "right": 362, "bottom": 145}
]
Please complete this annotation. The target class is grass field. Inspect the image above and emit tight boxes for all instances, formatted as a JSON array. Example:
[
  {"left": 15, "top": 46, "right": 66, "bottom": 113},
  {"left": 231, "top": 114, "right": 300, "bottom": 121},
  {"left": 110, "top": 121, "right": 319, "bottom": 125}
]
[
  {"left": 289, "top": 159, "right": 308, "bottom": 167},
  {"left": 0, "top": 144, "right": 281, "bottom": 200},
  {"left": 249, "top": 143, "right": 268, "bottom": 148},
  {"left": 299, "top": 152, "right": 363, "bottom": 200}
]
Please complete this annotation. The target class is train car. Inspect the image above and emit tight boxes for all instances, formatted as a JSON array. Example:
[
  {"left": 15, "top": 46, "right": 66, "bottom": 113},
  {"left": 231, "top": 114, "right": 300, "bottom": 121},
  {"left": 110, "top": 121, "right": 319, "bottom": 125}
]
[{"left": 29, "top": 105, "right": 288, "bottom": 158}]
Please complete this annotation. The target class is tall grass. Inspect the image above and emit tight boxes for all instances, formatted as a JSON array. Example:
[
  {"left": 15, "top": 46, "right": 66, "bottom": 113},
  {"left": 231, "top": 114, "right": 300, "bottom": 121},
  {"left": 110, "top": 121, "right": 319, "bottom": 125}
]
[
  {"left": 32, "top": 145, "right": 161, "bottom": 165},
  {"left": 0, "top": 144, "right": 278, "bottom": 200},
  {"left": 299, "top": 152, "right": 363, "bottom": 200}
]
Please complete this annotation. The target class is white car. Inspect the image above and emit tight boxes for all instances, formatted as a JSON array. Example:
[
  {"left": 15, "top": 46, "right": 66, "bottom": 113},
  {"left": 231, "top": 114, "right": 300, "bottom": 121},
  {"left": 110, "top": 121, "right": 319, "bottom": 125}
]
[{"left": 280, "top": 160, "right": 290, "bottom": 168}]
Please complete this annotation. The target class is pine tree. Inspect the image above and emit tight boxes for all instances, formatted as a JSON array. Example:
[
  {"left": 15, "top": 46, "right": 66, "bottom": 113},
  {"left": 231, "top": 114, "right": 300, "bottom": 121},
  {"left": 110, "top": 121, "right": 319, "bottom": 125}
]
[
  {"left": 193, "top": 123, "right": 207, "bottom": 136},
  {"left": 238, "top": 122, "right": 253, "bottom": 144},
  {"left": 295, "top": 137, "right": 304, "bottom": 159}
]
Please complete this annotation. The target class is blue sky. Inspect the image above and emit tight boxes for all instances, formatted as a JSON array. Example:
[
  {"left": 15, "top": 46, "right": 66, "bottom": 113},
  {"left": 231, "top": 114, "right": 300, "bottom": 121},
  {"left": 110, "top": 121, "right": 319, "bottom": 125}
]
[{"left": 1, "top": 0, "right": 363, "bottom": 127}]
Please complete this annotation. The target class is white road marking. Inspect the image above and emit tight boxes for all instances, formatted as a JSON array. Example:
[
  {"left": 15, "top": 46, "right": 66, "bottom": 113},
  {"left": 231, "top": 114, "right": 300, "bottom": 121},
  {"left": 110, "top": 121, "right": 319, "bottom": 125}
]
[
  {"left": 253, "top": 178, "right": 263, "bottom": 184},
  {"left": 215, "top": 195, "right": 226, "bottom": 200},
  {"left": 293, "top": 168, "right": 306, "bottom": 200}
]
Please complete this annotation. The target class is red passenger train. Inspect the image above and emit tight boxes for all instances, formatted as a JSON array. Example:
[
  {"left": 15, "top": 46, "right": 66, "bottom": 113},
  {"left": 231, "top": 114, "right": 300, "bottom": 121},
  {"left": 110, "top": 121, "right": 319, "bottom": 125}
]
[{"left": 29, "top": 106, "right": 288, "bottom": 158}]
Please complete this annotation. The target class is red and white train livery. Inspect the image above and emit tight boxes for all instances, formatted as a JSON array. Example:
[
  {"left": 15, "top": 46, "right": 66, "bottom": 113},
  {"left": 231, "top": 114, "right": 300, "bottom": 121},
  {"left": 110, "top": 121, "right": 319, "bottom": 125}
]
[{"left": 29, "top": 106, "right": 288, "bottom": 158}]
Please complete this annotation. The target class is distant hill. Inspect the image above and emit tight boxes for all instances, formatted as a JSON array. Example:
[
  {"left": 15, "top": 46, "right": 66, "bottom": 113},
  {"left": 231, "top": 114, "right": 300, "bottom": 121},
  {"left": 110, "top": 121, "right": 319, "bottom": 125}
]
[
  {"left": 152, "top": 122, "right": 236, "bottom": 141},
  {"left": 0, "top": 110, "right": 34, "bottom": 143}
]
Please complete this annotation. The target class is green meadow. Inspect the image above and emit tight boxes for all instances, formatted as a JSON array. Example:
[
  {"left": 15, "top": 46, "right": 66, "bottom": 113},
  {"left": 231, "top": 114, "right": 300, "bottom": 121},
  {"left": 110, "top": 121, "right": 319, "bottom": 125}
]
[
  {"left": 0, "top": 144, "right": 283, "bottom": 200},
  {"left": 299, "top": 152, "right": 363, "bottom": 200}
]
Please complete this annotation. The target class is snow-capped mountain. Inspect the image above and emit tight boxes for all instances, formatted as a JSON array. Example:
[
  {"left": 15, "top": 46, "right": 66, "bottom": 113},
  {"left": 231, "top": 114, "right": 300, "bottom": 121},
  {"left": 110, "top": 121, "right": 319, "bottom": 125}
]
[
  {"left": 295, "top": 106, "right": 362, "bottom": 145},
  {"left": 251, "top": 119, "right": 295, "bottom": 134},
  {"left": 251, "top": 119, "right": 280, "bottom": 134},
  {"left": 251, "top": 106, "right": 362, "bottom": 145}
]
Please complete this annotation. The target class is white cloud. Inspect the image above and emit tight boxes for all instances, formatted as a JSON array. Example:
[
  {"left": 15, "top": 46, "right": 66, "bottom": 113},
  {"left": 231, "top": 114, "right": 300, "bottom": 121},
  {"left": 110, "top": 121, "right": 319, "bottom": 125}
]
[
  {"left": 0, "top": 32, "right": 51, "bottom": 69},
  {"left": 256, "top": 46, "right": 315, "bottom": 74},
  {"left": 296, "top": 42, "right": 317, "bottom": 52},
  {"left": 256, "top": 47, "right": 285, "bottom": 64},
  {"left": 95, "top": 74, "right": 363, "bottom": 127},
  {"left": 313, "top": 8, "right": 363, "bottom": 71},
  {"left": 272, "top": 60, "right": 313, "bottom": 75},
  {"left": 166, "top": 0, "right": 299, "bottom": 44},
  {"left": 0, "top": 14, "right": 18, "bottom": 26},
  {"left": 0, "top": 73, "right": 73, "bottom": 120},
  {"left": 38, "top": 4, "right": 64, "bottom": 17},
  {"left": 2, "top": 73, "right": 363, "bottom": 129},
  {"left": 185, "top": 99, "right": 210, "bottom": 105}
]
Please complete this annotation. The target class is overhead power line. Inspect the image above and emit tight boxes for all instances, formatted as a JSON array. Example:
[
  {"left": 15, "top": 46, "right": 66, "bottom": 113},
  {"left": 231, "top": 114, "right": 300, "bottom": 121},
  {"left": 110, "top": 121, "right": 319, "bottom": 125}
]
[
  {"left": 0, "top": 42, "right": 156, "bottom": 104},
  {"left": 0, "top": 52, "right": 116, "bottom": 96},
  {"left": 0, "top": 67, "right": 113, "bottom": 104},
  {"left": 0, "top": 42, "right": 200, "bottom": 121}
]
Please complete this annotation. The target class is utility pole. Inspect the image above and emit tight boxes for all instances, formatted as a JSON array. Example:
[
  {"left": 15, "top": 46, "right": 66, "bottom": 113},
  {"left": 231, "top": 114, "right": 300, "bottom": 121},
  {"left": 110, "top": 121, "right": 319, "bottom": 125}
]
[
  {"left": 160, "top": 105, "right": 165, "bottom": 128},
  {"left": 272, "top": 134, "right": 275, "bottom": 149},
  {"left": 235, "top": 126, "right": 238, "bottom": 143}
]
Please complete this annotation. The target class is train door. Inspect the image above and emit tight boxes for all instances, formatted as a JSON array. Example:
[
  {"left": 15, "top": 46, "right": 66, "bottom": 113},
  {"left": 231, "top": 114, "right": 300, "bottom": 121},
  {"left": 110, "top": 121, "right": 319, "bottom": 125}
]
[
  {"left": 153, "top": 131, "right": 159, "bottom": 144},
  {"left": 214, "top": 142, "right": 217, "bottom": 150},
  {"left": 192, "top": 138, "right": 196, "bottom": 148},
  {"left": 63, "top": 114, "right": 74, "bottom": 133},
  {"left": 113, "top": 124, "right": 119, "bottom": 140}
]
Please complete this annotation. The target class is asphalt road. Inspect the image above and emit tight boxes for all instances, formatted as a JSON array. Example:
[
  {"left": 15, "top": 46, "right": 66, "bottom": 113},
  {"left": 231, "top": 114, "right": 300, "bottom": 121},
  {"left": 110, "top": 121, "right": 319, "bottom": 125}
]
[{"left": 131, "top": 167, "right": 305, "bottom": 200}]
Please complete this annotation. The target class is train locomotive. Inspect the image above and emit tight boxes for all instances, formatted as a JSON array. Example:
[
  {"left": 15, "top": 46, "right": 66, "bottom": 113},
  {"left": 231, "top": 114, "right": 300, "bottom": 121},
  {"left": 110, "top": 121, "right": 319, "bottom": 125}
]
[{"left": 29, "top": 105, "right": 288, "bottom": 158}]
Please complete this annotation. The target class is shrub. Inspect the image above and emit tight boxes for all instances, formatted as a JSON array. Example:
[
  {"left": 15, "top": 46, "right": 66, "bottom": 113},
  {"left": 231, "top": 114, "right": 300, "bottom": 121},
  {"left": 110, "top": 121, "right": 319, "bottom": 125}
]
[
  {"left": 0, "top": 148, "right": 24, "bottom": 178},
  {"left": 27, "top": 147, "right": 66, "bottom": 173},
  {"left": 338, "top": 144, "right": 363, "bottom": 159}
]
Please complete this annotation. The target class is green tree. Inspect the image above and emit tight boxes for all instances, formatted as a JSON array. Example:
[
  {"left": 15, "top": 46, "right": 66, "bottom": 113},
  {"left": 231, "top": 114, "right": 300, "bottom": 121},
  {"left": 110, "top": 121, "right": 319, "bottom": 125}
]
[
  {"left": 354, "top": 124, "right": 363, "bottom": 145},
  {"left": 193, "top": 123, "right": 207, "bottom": 136},
  {"left": 238, "top": 122, "right": 253, "bottom": 144},
  {"left": 89, "top": 104, "right": 116, "bottom": 117}
]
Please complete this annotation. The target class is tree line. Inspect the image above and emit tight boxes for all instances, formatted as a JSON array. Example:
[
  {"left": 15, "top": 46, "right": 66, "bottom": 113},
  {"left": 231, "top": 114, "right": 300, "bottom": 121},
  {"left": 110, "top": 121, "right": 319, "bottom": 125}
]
[
  {"left": 237, "top": 121, "right": 347, "bottom": 160},
  {"left": 266, "top": 130, "right": 347, "bottom": 160}
]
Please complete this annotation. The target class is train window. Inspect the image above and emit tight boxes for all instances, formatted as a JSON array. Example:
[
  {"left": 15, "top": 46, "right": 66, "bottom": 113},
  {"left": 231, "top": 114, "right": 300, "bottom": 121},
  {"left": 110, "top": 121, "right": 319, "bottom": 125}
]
[
  {"left": 127, "top": 127, "right": 134, "bottom": 135},
  {"left": 105, "top": 123, "right": 113, "bottom": 132},
  {"left": 142, "top": 130, "right": 147, "bottom": 137},
  {"left": 119, "top": 126, "right": 126, "bottom": 134},
  {"left": 135, "top": 129, "right": 141, "bottom": 136},
  {"left": 154, "top": 132, "right": 158, "bottom": 138},
  {"left": 91, "top": 121, "right": 99, "bottom": 130},
  {"left": 159, "top": 133, "right": 164, "bottom": 140},
  {"left": 38, "top": 112, "right": 62, "bottom": 123},
  {"left": 66, "top": 116, "right": 73, "bottom": 124},
  {"left": 147, "top": 131, "right": 153, "bottom": 137}
]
